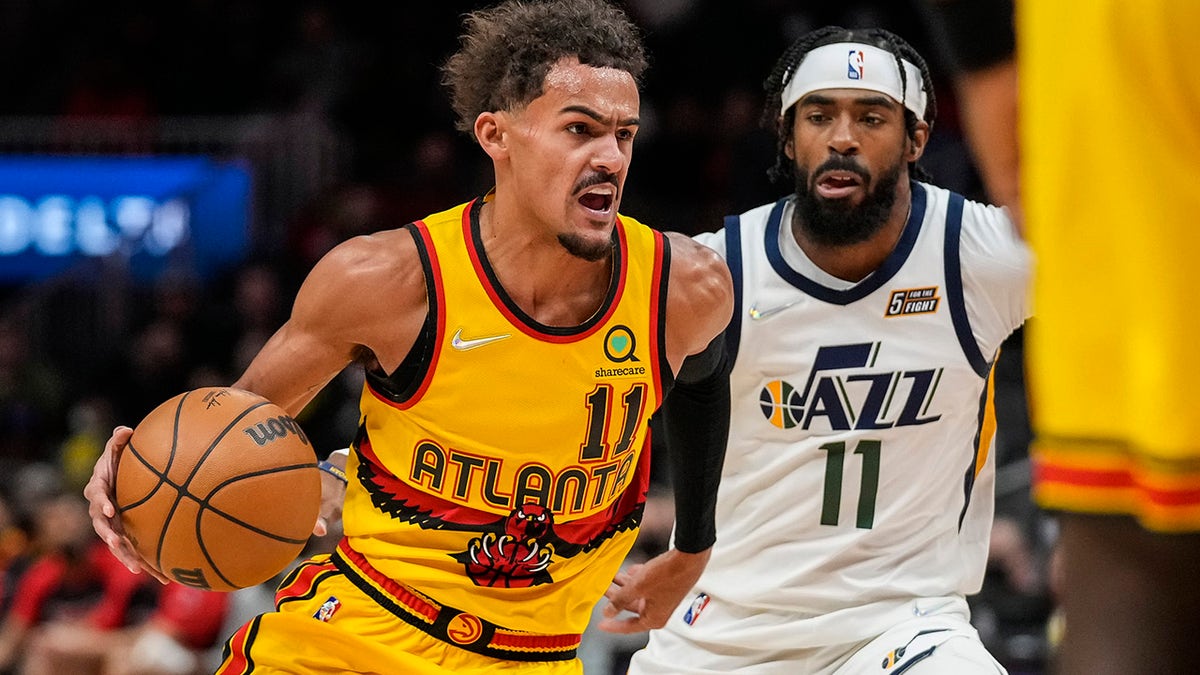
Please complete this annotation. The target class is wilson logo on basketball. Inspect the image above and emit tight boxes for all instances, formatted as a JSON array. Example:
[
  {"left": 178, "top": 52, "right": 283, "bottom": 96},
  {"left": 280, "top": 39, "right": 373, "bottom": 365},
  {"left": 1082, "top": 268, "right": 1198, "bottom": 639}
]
[{"left": 243, "top": 416, "right": 310, "bottom": 447}]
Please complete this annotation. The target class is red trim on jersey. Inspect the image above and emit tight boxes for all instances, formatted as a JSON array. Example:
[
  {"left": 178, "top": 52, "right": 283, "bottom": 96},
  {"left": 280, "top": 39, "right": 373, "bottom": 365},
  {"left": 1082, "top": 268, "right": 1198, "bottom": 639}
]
[
  {"left": 274, "top": 557, "right": 338, "bottom": 607},
  {"left": 1036, "top": 461, "right": 1200, "bottom": 506},
  {"left": 1035, "top": 463, "right": 1134, "bottom": 489},
  {"left": 462, "top": 207, "right": 626, "bottom": 343},
  {"left": 370, "top": 218, "right": 445, "bottom": 411},
  {"left": 647, "top": 228, "right": 666, "bottom": 403},
  {"left": 214, "top": 615, "right": 257, "bottom": 674},
  {"left": 337, "top": 540, "right": 440, "bottom": 623}
]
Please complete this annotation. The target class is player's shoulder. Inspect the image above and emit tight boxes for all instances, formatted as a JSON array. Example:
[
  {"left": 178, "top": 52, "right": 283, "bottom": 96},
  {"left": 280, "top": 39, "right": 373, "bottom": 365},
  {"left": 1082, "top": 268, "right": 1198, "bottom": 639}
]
[
  {"left": 918, "top": 182, "right": 1024, "bottom": 255},
  {"left": 322, "top": 227, "right": 419, "bottom": 273},
  {"left": 303, "top": 227, "right": 425, "bottom": 302},
  {"left": 665, "top": 231, "right": 729, "bottom": 280},
  {"left": 919, "top": 183, "right": 1031, "bottom": 298},
  {"left": 664, "top": 231, "right": 733, "bottom": 324},
  {"left": 918, "top": 182, "right": 1015, "bottom": 233}
]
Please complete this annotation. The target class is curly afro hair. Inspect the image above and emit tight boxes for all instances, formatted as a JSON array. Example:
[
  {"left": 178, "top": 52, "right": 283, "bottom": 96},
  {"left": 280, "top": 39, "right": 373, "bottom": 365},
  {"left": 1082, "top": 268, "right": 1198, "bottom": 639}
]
[{"left": 442, "top": 0, "right": 648, "bottom": 135}]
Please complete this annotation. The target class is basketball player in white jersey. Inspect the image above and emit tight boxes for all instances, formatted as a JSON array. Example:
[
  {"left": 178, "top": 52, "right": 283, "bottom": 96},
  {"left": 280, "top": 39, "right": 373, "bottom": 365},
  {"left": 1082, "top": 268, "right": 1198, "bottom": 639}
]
[{"left": 617, "top": 26, "right": 1031, "bottom": 674}]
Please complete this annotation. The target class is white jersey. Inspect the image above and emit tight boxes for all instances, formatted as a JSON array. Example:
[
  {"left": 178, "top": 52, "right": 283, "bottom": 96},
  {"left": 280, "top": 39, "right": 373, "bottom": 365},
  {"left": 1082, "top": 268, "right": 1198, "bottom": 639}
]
[{"left": 687, "top": 182, "right": 1030, "bottom": 648}]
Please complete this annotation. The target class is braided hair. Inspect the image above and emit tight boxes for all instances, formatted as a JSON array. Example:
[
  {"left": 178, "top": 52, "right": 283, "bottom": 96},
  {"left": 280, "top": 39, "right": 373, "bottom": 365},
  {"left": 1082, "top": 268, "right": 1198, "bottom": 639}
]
[{"left": 762, "top": 26, "right": 938, "bottom": 186}]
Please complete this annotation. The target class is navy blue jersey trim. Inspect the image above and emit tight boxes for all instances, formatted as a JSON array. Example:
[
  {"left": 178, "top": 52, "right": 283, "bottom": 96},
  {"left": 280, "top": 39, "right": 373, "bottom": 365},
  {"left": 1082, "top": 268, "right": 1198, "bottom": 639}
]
[
  {"left": 764, "top": 183, "right": 928, "bottom": 305},
  {"left": 943, "top": 192, "right": 991, "bottom": 378},
  {"left": 893, "top": 645, "right": 938, "bottom": 674},
  {"left": 722, "top": 215, "right": 744, "bottom": 367}
]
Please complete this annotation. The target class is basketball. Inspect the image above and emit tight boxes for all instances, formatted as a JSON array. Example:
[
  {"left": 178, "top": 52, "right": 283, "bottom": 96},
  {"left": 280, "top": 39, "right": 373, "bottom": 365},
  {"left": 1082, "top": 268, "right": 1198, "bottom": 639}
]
[{"left": 115, "top": 386, "right": 321, "bottom": 592}]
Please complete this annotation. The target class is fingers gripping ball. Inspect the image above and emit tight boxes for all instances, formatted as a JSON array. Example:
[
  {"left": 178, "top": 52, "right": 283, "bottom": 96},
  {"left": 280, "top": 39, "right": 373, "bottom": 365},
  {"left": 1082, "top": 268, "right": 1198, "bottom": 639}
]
[{"left": 115, "top": 387, "right": 321, "bottom": 592}]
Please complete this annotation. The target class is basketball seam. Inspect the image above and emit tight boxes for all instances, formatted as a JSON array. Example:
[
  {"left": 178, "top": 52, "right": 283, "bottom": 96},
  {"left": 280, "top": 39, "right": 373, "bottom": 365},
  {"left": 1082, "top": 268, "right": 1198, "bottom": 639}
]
[{"left": 154, "top": 391, "right": 191, "bottom": 571}]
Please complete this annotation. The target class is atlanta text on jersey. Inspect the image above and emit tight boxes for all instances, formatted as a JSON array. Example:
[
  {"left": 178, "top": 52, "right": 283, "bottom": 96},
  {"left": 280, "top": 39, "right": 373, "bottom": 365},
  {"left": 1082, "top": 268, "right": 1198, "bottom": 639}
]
[{"left": 408, "top": 439, "right": 639, "bottom": 516}]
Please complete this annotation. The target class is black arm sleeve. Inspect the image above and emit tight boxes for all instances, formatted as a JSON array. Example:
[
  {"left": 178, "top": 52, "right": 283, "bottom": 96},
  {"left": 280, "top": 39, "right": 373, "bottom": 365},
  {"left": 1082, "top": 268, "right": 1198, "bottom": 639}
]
[{"left": 661, "top": 334, "right": 731, "bottom": 553}]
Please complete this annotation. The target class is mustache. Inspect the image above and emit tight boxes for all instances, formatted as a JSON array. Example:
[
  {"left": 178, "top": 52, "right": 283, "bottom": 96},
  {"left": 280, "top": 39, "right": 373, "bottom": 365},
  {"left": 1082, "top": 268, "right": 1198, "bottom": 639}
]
[
  {"left": 573, "top": 170, "right": 619, "bottom": 194},
  {"left": 812, "top": 156, "right": 870, "bottom": 182}
]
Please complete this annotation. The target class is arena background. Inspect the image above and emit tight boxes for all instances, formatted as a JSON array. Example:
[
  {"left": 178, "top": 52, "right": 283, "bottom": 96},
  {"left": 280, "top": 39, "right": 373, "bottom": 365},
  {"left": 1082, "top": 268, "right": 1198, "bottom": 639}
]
[{"left": 0, "top": 2, "right": 1050, "bottom": 673}]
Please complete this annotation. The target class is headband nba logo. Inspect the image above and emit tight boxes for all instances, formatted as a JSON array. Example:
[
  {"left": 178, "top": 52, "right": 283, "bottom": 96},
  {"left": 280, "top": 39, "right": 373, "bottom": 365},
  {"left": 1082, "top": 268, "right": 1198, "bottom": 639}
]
[{"left": 847, "top": 49, "right": 865, "bottom": 80}]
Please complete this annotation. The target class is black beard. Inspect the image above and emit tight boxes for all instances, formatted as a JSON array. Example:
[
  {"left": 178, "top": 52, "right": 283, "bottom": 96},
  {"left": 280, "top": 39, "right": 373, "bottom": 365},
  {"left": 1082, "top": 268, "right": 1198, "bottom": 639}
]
[
  {"left": 793, "top": 156, "right": 903, "bottom": 246},
  {"left": 558, "top": 231, "right": 615, "bottom": 262}
]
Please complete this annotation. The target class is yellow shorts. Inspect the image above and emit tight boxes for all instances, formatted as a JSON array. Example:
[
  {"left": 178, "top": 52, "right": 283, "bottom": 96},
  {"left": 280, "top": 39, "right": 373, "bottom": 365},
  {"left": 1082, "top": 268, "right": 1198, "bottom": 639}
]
[
  {"left": 216, "top": 552, "right": 583, "bottom": 675},
  {"left": 1020, "top": 0, "right": 1200, "bottom": 533}
]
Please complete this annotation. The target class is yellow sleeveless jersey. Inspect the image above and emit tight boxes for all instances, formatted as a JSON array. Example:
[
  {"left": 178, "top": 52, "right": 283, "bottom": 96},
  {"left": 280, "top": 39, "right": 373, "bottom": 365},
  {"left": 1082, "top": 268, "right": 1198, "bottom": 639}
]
[
  {"left": 1020, "top": 0, "right": 1200, "bottom": 530},
  {"left": 342, "top": 198, "right": 670, "bottom": 634}
]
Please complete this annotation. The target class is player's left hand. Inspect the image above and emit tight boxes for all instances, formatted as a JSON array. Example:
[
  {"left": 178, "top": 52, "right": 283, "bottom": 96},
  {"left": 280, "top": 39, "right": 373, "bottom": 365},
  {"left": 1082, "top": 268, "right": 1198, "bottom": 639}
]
[{"left": 598, "top": 547, "right": 711, "bottom": 633}]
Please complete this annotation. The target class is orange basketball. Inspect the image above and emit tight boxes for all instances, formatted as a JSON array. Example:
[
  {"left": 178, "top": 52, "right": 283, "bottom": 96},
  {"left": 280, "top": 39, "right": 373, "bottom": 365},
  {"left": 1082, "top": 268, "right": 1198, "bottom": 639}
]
[{"left": 115, "top": 387, "right": 321, "bottom": 592}]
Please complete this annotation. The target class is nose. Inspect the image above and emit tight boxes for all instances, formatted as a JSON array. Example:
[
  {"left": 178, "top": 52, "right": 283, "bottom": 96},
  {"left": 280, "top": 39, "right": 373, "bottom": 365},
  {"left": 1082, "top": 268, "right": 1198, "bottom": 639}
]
[
  {"left": 591, "top": 132, "right": 626, "bottom": 175},
  {"left": 827, "top": 114, "right": 860, "bottom": 156}
]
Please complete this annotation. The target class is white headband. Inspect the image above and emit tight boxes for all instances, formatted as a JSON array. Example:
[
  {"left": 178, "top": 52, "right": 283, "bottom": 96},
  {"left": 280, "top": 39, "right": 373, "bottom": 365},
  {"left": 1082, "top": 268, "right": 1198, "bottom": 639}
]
[{"left": 780, "top": 42, "right": 927, "bottom": 118}]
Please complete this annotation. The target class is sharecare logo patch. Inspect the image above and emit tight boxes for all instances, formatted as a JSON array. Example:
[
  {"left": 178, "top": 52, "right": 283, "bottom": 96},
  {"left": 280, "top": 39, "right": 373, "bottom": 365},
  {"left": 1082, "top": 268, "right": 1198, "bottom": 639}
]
[{"left": 885, "top": 287, "right": 940, "bottom": 317}]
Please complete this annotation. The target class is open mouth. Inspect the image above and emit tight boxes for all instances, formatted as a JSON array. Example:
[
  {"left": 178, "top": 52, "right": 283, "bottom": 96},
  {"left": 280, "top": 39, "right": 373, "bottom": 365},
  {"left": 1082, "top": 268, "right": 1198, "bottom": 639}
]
[
  {"left": 577, "top": 187, "right": 615, "bottom": 214},
  {"left": 815, "top": 171, "right": 864, "bottom": 200}
]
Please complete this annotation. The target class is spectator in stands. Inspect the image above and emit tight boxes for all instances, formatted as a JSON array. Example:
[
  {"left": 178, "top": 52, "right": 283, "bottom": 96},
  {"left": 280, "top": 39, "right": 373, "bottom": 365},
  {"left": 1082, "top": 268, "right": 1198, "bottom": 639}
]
[
  {"left": 0, "top": 492, "right": 154, "bottom": 673},
  {"left": 21, "top": 582, "right": 229, "bottom": 675}
]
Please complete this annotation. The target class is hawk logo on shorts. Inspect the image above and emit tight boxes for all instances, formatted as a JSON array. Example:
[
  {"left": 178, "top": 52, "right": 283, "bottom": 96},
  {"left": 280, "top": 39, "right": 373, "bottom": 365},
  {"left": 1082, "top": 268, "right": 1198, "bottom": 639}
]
[
  {"left": 313, "top": 596, "right": 340, "bottom": 622},
  {"left": 683, "top": 592, "right": 710, "bottom": 626}
]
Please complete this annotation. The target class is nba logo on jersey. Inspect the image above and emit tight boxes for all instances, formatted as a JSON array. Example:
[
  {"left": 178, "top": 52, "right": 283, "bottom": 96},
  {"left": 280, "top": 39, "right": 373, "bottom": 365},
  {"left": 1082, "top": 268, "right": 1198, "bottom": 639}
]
[
  {"left": 683, "top": 592, "right": 710, "bottom": 626},
  {"left": 313, "top": 596, "right": 341, "bottom": 622},
  {"left": 847, "top": 49, "right": 865, "bottom": 79}
]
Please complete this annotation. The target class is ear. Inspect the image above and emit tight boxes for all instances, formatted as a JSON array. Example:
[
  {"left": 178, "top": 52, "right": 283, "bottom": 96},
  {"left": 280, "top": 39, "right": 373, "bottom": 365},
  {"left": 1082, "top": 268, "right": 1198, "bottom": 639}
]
[
  {"left": 783, "top": 126, "right": 796, "bottom": 161},
  {"left": 475, "top": 111, "right": 509, "bottom": 161},
  {"left": 907, "top": 120, "right": 931, "bottom": 163}
]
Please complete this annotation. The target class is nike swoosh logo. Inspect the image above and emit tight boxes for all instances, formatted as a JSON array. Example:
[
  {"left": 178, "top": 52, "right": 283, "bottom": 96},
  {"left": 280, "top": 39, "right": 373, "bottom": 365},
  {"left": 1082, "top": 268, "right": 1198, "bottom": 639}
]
[
  {"left": 451, "top": 328, "right": 512, "bottom": 351},
  {"left": 748, "top": 299, "right": 802, "bottom": 321}
]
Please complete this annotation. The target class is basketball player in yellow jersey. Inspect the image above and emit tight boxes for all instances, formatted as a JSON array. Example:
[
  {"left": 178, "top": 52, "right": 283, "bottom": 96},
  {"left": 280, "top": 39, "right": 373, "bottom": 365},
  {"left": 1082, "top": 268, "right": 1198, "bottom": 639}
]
[
  {"left": 927, "top": 0, "right": 1200, "bottom": 672},
  {"left": 82, "top": 1, "right": 734, "bottom": 673}
]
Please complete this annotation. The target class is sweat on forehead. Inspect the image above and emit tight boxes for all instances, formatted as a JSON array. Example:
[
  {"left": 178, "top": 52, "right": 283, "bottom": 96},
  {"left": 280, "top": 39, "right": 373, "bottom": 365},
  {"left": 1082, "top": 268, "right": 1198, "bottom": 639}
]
[{"left": 781, "top": 42, "right": 927, "bottom": 118}]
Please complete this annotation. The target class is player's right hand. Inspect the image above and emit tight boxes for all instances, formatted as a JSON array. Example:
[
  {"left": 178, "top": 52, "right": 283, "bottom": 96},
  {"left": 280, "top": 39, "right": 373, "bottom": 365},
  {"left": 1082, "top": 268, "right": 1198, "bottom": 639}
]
[{"left": 83, "top": 425, "right": 170, "bottom": 583}]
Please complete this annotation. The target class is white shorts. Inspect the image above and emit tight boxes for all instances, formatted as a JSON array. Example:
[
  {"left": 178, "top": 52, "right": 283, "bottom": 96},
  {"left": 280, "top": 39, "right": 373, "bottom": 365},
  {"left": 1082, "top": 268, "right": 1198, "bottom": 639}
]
[{"left": 629, "top": 597, "right": 1005, "bottom": 675}]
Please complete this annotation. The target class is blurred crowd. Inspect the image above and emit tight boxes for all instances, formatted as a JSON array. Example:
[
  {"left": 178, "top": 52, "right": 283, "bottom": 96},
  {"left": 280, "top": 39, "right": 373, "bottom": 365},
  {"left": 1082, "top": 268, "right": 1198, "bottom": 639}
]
[{"left": 0, "top": 1, "right": 1057, "bottom": 673}]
